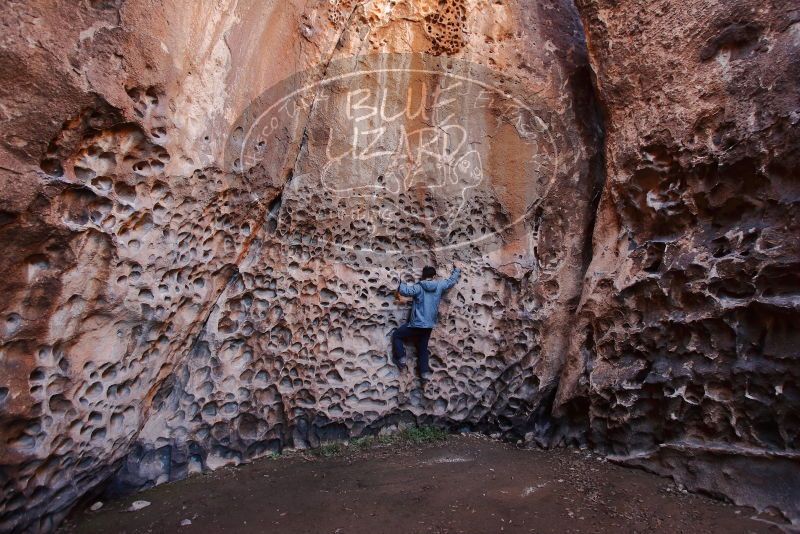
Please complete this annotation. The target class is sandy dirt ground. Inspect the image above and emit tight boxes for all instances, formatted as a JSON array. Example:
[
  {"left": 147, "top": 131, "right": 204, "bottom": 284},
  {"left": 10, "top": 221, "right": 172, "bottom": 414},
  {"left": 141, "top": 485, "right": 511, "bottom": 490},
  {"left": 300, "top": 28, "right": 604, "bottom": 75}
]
[{"left": 60, "top": 434, "right": 781, "bottom": 534}]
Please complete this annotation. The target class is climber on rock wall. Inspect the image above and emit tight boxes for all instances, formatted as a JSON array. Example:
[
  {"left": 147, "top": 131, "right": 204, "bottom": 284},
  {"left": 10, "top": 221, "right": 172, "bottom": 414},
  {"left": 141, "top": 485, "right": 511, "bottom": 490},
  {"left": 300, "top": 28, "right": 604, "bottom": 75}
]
[{"left": 392, "top": 265, "right": 461, "bottom": 381}]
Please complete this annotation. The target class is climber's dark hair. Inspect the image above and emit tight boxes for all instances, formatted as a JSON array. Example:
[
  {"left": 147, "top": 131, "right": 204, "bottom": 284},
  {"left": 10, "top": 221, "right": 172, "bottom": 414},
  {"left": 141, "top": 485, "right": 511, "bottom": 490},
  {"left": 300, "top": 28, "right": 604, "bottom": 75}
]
[{"left": 421, "top": 266, "right": 436, "bottom": 280}]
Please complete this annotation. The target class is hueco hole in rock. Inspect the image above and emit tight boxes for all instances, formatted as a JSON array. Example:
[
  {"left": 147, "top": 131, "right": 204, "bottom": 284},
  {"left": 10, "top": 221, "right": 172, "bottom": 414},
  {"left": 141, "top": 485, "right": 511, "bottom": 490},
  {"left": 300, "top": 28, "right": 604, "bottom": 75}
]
[{"left": 0, "top": 1, "right": 798, "bottom": 533}]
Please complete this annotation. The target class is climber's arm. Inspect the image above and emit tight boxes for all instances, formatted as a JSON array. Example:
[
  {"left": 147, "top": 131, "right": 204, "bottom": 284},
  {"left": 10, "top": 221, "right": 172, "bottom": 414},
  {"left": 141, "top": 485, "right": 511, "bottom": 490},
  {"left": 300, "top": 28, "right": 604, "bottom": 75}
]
[
  {"left": 397, "top": 281, "right": 422, "bottom": 297},
  {"left": 440, "top": 267, "right": 461, "bottom": 290}
]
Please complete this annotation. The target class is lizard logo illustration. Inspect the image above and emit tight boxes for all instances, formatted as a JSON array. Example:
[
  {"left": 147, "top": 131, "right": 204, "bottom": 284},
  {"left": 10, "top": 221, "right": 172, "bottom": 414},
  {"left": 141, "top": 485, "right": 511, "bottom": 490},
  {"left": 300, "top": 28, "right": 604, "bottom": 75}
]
[
  {"left": 228, "top": 53, "right": 567, "bottom": 255},
  {"left": 319, "top": 121, "right": 484, "bottom": 229}
]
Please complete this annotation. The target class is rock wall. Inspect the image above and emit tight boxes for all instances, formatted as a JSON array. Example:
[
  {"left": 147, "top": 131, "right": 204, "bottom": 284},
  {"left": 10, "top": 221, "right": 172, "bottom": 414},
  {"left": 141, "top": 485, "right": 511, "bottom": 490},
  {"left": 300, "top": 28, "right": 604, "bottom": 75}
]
[
  {"left": 0, "top": 0, "right": 796, "bottom": 532},
  {"left": 556, "top": 0, "right": 800, "bottom": 525},
  {"left": 0, "top": 1, "right": 600, "bottom": 531},
  {"left": 114, "top": 0, "right": 603, "bottom": 493}
]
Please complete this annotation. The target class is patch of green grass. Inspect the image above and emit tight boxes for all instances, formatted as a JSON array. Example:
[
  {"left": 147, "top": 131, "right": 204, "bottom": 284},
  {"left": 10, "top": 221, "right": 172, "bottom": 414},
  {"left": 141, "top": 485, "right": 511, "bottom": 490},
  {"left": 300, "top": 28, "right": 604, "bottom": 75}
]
[
  {"left": 349, "top": 436, "right": 376, "bottom": 450},
  {"left": 400, "top": 425, "right": 448, "bottom": 444},
  {"left": 314, "top": 443, "right": 343, "bottom": 457},
  {"left": 369, "top": 425, "right": 449, "bottom": 447},
  {"left": 309, "top": 426, "right": 448, "bottom": 458},
  {"left": 376, "top": 434, "right": 397, "bottom": 446}
]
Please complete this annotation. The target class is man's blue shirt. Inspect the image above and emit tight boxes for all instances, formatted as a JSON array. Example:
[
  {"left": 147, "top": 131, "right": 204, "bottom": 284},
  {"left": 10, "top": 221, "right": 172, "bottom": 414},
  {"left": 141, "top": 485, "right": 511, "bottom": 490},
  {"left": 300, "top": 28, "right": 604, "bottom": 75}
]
[{"left": 398, "top": 268, "right": 461, "bottom": 328}]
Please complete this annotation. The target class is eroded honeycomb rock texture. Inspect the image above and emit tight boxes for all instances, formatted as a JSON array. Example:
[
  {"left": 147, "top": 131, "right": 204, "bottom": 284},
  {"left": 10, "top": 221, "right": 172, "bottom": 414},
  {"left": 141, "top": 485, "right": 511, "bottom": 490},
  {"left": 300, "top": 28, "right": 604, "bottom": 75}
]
[
  {"left": 0, "top": 1, "right": 599, "bottom": 531},
  {"left": 116, "top": 0, "right": 603, "bottom": 495},
  {"left": 556, "top": 0, "right": 800, "bottom": 525},
  {"left": 0, "top": 0, "right": 796, "bottom": 532}
]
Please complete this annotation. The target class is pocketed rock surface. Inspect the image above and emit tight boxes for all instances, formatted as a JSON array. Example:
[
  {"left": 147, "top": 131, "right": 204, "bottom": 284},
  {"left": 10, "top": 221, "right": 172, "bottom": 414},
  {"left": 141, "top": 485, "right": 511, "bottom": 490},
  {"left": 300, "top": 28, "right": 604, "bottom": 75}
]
[
  {"left": 554, "top": 0, "right": 800, "bottom": 524},
  {"left": 59, "top": 434, "right": 779, "bottom": 534},
  {"left": 0, "top": 0, "right": 797, "bottom": 532}
]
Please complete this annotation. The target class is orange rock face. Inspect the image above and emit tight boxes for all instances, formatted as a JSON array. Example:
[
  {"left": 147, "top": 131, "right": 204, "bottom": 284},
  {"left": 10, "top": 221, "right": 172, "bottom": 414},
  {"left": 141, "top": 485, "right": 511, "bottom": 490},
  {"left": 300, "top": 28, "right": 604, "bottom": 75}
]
[{"left": 0, "top": 0, "right": 796, "bottom": 531}]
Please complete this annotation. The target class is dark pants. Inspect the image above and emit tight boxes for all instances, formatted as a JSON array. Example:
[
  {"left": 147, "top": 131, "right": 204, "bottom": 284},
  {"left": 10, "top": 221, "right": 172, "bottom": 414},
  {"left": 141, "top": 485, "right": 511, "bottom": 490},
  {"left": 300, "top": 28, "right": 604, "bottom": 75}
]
[{"left": 392, "top": 325, "right": 433, "bottom": 374}]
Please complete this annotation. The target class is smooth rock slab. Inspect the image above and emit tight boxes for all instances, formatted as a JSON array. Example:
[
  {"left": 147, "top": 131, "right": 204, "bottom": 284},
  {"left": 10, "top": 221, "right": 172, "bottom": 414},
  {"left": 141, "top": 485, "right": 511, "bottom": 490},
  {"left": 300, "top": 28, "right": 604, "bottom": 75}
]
[{"left": 127, "top": 501, "right": 150, "bottom": 513}]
